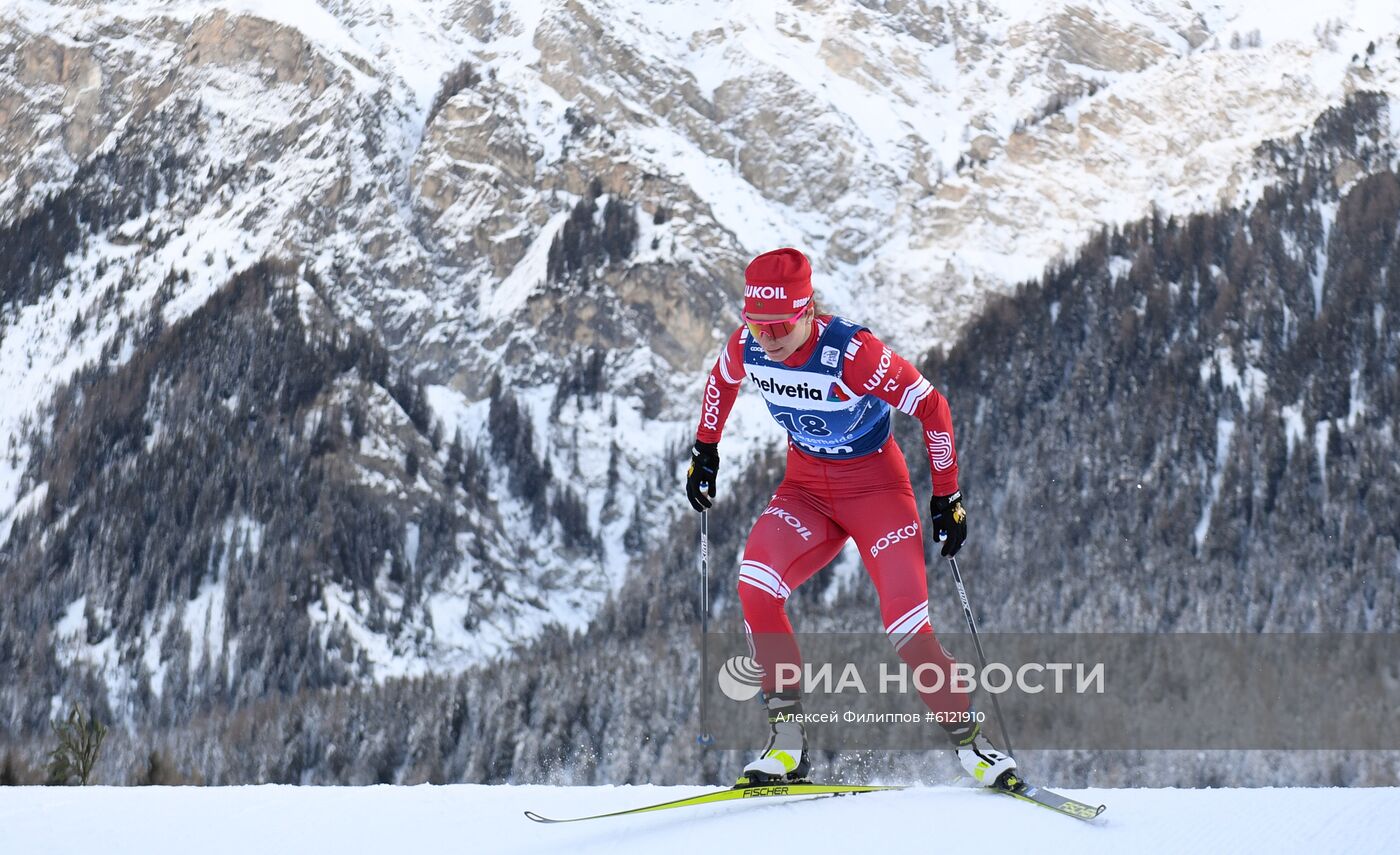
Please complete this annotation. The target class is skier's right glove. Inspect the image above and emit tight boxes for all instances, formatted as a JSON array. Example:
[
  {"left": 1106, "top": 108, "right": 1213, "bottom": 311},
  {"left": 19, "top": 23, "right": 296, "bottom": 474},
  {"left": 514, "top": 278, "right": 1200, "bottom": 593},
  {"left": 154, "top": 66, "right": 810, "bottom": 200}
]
[
  {"left": 686, "top": 440, "right": 720, "bottom": 512},
  {"left": 929, "top": 490, "right": 967, "bottom": 557}
]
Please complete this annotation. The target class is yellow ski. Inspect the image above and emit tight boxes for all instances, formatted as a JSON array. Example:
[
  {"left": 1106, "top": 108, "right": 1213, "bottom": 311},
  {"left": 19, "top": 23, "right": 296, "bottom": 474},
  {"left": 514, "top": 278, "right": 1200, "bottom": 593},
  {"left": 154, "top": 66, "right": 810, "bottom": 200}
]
[
  {"left": 523, "top": 783, "right": 905, "bottom": 824},
  {"left": 992, "top": 775, "right": 1107, "bottom": 822}
]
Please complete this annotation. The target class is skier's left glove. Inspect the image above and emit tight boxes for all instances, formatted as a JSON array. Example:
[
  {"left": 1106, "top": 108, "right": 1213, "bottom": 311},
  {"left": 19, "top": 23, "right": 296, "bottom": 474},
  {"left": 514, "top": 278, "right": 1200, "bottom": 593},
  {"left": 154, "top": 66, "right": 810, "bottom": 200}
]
[{"left": 929, "top": 490, "right": 967, "bottom": 558}]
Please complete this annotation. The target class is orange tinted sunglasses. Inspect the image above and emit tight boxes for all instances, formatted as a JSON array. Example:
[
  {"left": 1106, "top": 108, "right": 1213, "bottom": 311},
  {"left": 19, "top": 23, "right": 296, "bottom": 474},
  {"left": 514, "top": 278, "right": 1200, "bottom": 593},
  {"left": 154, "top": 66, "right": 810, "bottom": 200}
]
[{"left": 743, "top": 306, "right": 808, "bottom": 339}]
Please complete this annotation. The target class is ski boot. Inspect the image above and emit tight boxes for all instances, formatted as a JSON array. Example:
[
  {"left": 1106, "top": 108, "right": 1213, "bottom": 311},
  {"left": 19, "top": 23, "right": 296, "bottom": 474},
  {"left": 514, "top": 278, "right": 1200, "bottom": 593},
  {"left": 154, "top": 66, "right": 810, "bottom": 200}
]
[
  {"left": 735, "top": 691, "right": 811, "bottom": 786},
  {"left": 946, "top": 717, "right": 1016, "bottom": 788}
]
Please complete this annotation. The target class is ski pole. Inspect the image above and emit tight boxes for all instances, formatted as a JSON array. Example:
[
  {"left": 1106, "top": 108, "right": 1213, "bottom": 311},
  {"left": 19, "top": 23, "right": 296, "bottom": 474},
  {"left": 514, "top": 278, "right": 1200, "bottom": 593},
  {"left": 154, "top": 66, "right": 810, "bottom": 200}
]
[
  {"left": 697, "top": 510, "right": 714, "bottom": 745},
  {"left": 947, "top": 556, "right": 1015, "bottom": 758}
]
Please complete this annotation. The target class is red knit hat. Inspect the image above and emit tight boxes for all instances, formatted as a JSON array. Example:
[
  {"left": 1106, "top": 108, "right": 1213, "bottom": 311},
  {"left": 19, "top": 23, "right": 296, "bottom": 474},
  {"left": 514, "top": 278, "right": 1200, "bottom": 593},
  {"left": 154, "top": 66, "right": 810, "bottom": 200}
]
[{"left": 743, "top": 248, "right": 812, "bottom": 315}]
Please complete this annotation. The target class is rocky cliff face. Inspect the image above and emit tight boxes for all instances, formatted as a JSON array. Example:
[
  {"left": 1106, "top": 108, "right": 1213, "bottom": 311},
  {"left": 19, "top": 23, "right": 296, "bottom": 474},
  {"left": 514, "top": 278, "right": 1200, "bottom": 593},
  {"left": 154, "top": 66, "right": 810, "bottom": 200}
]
[{"left": 1, "top": 0, "right": 1399, "bottom": 772}]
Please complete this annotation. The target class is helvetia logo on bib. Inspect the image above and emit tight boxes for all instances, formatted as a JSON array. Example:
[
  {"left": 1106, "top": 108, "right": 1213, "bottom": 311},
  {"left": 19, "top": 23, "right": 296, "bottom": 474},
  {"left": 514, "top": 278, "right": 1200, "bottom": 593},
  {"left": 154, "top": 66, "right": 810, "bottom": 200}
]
[
  {"left": 717, "top": 656, "right": 764, "bottom": 701},
  {"left": 827, "top": 383, "right": 850, "bottom": 402},
  {"left": 752, "top": 375, "right": 823, "bottom": 401}
]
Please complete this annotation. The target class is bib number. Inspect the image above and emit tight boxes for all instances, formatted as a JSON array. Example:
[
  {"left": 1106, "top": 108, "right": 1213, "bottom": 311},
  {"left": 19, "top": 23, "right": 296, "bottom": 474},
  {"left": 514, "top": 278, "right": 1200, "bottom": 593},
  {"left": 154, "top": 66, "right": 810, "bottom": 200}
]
[{"left": 774, "top": 412, "right": 831, "bottom": 437}]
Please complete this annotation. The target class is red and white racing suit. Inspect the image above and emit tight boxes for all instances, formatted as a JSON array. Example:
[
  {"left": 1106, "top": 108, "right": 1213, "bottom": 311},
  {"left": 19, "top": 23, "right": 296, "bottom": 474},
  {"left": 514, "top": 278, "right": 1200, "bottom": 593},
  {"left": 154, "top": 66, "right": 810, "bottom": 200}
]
[{"left": 697, "top": 317, "right": 970, "bottom": 718}]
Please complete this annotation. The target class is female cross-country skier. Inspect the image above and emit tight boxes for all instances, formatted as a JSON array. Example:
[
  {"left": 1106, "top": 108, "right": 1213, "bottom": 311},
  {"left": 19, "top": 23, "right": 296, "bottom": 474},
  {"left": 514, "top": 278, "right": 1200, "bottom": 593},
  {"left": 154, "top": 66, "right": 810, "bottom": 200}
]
[{"left": 686, "top": 247, "right": 1016, "bottom": 788}]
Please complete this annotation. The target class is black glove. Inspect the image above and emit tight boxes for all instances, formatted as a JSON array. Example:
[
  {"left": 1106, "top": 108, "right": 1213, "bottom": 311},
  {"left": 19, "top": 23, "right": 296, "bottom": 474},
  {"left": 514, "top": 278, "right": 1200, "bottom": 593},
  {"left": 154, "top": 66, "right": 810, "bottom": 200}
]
[
  {"left": 686, "top": 440, "right": 720, "bottom": 512},
  {"left": 929, "top": 490, "right": 967, "bottom": 557}
]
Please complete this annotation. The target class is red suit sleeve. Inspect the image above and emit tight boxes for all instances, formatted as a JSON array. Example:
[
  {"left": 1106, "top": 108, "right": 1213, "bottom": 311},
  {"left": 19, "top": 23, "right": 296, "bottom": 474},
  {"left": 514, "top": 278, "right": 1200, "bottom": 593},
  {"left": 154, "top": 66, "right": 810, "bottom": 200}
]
[
  {"left": 841, "top": 330, "right": 960, "bottom": 495},
  {"left": 695, "top": 327, "right": 747, "bottom": 444}
]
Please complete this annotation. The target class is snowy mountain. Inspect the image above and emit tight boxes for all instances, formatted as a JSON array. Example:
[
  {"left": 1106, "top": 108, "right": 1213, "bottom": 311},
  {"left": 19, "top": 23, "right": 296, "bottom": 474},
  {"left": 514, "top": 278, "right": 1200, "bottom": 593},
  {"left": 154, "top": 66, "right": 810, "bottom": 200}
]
[{"left": 2, "top": 0, "right": 1400, "bottom": 783}]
